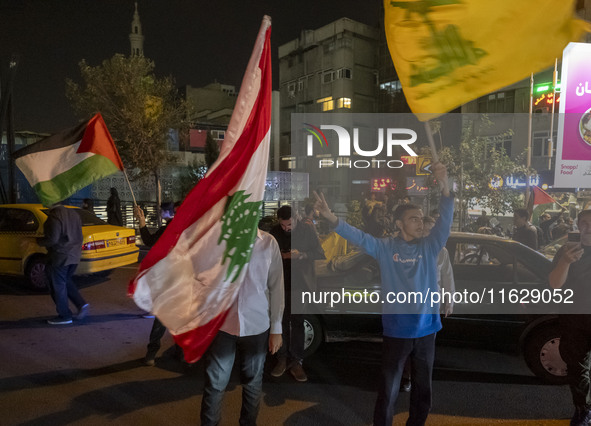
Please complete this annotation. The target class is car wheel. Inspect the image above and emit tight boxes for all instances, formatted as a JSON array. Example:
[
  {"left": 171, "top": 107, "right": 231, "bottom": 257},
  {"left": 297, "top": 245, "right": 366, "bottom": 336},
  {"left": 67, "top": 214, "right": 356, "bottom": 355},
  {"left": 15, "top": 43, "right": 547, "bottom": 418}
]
[
  {"left": 523, "top": 323, "right": 569, "bottom": 385},
  {"left": 303, "top": 315, "right": 323, "bottom": 357},
  {"left": 25, "top": 255, "right": 49, "bottom": 291}
]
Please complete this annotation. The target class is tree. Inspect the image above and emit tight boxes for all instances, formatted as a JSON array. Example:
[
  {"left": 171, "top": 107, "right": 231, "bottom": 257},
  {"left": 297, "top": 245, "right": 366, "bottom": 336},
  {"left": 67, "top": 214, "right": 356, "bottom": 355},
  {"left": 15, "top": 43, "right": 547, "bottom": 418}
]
[
  {"left": 66, "top": 54, "right": 190, "bottom": 215},
  {"left": 438, "top": 117, "right": 535, "bottom": 227},
  {"left": 178, "top": 159, "right": 207, "bottom": 201},
  {"left": 204, "top": 132, "right": 220, "bottom": 168}
]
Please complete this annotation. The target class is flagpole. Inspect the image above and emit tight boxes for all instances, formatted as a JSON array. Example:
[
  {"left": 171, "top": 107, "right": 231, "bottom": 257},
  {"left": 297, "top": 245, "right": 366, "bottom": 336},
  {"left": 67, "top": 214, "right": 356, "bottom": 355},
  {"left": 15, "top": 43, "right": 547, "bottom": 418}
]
[
  {"left": 525, "top": 72, "right": 533, "bottom": 208},
  {"left": 548, "top": 58, "right": 558, "bottom": 170},
  {"left": 122, "top": 169, "right": 138, "bottom": 206},
  {"left": 423, "top": 121, "right": 439, "bottom": 162}
]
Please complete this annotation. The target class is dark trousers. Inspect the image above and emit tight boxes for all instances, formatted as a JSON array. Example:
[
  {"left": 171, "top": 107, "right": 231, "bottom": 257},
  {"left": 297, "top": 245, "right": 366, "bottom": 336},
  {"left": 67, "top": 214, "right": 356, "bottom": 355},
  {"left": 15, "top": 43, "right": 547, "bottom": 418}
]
[
  {"left": 47, "top": 263, "right": 86, "bottom": 320},
  {"left": 560, "top": 327, "right": 591, "bottom": 410},
  {"left": 373, "top": 333, "right": 436, "bottom": 426},
  {"left": 278, "top": 291, "right": 305, "bottom": 363},
  {"left": 201, "top": 330, "right": 269, "bottom": 426},
  {"left": 146, "top": 318, "right": 167, "bottom": 357}
]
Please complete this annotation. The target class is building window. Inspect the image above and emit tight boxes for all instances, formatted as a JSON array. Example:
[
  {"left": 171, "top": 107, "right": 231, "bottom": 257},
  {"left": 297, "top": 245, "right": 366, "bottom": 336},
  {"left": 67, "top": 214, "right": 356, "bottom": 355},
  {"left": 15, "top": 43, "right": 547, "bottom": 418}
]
[
  {"left": 287, "top": 82, "right": 296, "bottom": 96},
  {"left": 533, "top": 130, "right": 557, "bottom": 157},
  {"left": 282, "top": 156, "right": 296, "bottom": 169},
  {"left": 380, "top": 80, "right": 402, "bottom": 94},
  {"left": 336, "top": 68, "right": 352, "bottom": 79},
  {"left": 478, "top": 91, "right": 515, "bottom": 113},
  {"left": 337, "top": 97, "right": 352, "bottom": 109},
  {"left": 322, "top": 71, "right": 335, "bottom": 84},
  {"left": 317, "top": 96, "right": 334, "bottom": 111},
  {"left": 135, "top": 26, "right": 138, "bottom": 34},
  {"left": 297, "top": 78, "right": 305, "bottom": 91},
  {"left": 485, "top": 135, "right": 512, "bottom": 157}
]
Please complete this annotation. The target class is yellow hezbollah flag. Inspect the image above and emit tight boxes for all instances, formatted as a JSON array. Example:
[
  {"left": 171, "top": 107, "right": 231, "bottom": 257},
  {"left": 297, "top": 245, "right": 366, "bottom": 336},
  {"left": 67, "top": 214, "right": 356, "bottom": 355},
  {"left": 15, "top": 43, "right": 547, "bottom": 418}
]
[{"left": 384, "top": 0, "right": 590, "bottom": 120}]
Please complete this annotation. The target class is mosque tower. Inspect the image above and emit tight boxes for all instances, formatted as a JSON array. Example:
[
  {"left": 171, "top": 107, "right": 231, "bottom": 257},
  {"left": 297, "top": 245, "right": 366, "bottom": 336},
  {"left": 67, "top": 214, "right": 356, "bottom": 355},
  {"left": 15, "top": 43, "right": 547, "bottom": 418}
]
[{"left": 129, "top": 2, "right": 144, "bottom": 56}]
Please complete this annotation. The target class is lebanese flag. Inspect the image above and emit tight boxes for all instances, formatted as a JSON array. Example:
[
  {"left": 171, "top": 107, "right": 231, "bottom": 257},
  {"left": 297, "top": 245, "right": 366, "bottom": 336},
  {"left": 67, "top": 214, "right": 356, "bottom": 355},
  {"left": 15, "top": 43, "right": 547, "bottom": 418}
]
[
  {"left": 13, "top": 113, "right": 123, "bottom": 206},
  {"left": 129, "top": 16, "right": 272, "bottom": 363}
]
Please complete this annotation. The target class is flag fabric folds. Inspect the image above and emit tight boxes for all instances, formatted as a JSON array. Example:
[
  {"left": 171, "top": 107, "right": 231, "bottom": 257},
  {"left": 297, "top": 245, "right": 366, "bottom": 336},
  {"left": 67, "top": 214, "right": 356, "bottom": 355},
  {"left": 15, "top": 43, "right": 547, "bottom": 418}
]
[
  {"left": 383, "top": 0, "right": 590, "bottom": 119},
  {"left": 528, "top": 186, "right": 561, "bottom": 225},
  {"left": 13, "top": 113, "right": 123, "bottom": 206},
  {"left": 532, "top": 186, "right": 558, "bottom": 206},
  {"left": 128, "top": 16, "right": 273, "bottom": 363}
]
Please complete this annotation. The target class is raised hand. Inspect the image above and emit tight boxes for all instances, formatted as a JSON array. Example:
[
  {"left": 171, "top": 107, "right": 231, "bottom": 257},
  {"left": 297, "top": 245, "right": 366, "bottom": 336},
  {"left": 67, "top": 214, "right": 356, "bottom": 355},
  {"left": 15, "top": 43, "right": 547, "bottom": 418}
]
[{"left": 313, "top": 191, "right": 338, "bottom": 226}]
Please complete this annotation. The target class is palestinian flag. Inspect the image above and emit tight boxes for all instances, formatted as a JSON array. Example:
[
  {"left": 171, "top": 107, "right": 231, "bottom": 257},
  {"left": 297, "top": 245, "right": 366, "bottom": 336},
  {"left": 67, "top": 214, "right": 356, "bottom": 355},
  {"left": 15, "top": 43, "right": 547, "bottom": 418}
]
[
  {"left": 530, "top": 186, "right": 560, "bottom": 225},
  {"left": 129, "top": 16, "right": 272, "bottom": 363},
  {"left": 13, "top": 113, "right": 123, "bottom": 206}
]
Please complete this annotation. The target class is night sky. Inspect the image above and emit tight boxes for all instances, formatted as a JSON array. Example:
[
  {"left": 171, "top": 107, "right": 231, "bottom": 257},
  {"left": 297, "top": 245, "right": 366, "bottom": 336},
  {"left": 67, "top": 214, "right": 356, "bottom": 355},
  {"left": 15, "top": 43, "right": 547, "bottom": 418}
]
[{"left": 0, "top": 0, "right": 380, "bottom": 133}]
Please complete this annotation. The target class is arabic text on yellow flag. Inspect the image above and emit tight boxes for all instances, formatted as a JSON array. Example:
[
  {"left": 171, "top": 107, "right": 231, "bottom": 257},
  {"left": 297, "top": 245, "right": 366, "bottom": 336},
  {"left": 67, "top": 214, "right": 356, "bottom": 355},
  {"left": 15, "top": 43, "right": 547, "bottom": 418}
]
[{"left": 384, "top": 0, "right": 590, "bottom": 120}]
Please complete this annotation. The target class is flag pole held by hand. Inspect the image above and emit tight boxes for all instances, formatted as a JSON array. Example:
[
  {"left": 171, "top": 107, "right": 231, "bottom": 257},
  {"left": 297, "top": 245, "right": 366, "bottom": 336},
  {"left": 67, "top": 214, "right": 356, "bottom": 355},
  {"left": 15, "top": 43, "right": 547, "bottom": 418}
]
[
  {"left": 423, "top": 121, "right": 439, "bottom": 163},
  {"left": 122, "top": 169, "right": 137, "bottom": 206}
]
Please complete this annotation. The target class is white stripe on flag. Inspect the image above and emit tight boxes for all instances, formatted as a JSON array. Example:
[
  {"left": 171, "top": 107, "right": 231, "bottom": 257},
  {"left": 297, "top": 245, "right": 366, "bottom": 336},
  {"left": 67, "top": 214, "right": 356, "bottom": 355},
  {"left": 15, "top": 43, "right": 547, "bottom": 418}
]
[
  {"left": 133, "top": 130, "right": 271, "bottom": 335},
  {"left": 14, "top": 141, "right": 93, "bottom": 186}
]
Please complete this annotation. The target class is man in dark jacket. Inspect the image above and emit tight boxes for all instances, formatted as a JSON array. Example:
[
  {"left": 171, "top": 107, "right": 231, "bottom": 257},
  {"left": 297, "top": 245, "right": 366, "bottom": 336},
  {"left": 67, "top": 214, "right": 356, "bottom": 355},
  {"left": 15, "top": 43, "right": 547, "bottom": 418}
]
[
  {"left": 549, "top": 210, "right": 591, "bottom": 426},
  {"left": 107, "top": 187, "right": 123, "bottom": 226},
  {"left": 269, "top": 205, "right": 324, "bottom": 382},
  {"left": 512, "top": 208, "right": 538, "bottom": 250},
  {"left": 38, "top": 204, "right": 89, "bottom": 325},
  {"left": 133, "top": 202, "right": 179, "bottom": 365}
]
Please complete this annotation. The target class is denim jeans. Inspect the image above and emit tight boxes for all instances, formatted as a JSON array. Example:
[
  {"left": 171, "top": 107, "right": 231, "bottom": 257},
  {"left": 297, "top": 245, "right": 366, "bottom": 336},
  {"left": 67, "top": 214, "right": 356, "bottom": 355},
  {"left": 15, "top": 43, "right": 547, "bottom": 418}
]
[
  {"left": 47, "top": 263, "right": 86, "bottom": 320},
  {"left": 146, "top": 318, "right": 167, "bottom": 357},
  {"left": 201, "top": 330, "right": 269, "bottom": 426},
  {"left": 373, "top": 333, "right": 436, "bottom": 426},
  {"left": 278, "top": 289, "right": 305, "bottom": 363}
]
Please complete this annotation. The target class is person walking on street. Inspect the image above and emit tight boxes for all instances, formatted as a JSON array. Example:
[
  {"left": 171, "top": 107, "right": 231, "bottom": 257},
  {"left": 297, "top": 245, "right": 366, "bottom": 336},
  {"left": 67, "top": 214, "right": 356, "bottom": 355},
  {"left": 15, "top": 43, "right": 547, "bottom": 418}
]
[
  {"left": 200, "top": 229, "right": 284, "bottom": 426},
  {"left": 314, "top": 161, "right": 453, "bottom": 426},
  {"left": 512, "top": 208, "right": 538, "bottom": 250},
  {"left": 549, "top": 210, "right": 591, "bottom": 426},
  {"left": 38, "top": 204, "right": 89, "bottom": 325},
  {"left": 269, "top": 204, "right": 324, "bottom": 382},
  {"left": 107, "top": 187, "right": 123, "bottom": 226},
  {"left": 133, "top": 203, "right": 180, "bottom": 365}
]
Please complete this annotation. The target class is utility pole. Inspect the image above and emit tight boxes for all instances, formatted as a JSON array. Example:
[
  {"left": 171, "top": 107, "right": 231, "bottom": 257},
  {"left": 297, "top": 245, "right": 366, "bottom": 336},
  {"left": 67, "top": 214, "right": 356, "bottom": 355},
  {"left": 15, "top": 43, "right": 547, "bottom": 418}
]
[
  {"left": 0, "top": 56, "right": 18, "bottom": 203},
  {"left": 525, "top": 73, "right": 533, "bottom": 207},
  {"left": 548, "top": 58, "right": 558, "bottom": 170}
]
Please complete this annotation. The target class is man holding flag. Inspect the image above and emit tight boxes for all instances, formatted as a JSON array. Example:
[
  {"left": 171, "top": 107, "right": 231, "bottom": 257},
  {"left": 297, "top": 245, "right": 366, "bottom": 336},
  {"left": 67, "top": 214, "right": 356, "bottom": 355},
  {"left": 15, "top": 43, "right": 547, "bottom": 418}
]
[
  {"left": 200, "top": 229, "right": 283, "bottom": 426},
  {"left": 12, "top": 112, "right": 124, "bottom": 324}
]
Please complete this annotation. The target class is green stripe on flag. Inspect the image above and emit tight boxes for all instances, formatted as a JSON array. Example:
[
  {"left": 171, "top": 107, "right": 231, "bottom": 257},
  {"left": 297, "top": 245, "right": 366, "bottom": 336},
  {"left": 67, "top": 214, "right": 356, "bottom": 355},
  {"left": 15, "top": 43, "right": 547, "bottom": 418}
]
[{"left": 34, "top": 155, "right": 120, "bottom": 206}]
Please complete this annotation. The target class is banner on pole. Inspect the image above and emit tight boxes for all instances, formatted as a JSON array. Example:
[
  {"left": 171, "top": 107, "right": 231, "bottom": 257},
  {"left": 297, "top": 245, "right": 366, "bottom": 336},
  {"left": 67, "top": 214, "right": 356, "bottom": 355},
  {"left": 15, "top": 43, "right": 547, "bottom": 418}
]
[{"left": 555, "top": 42, "right": 591, "bottom": 188}]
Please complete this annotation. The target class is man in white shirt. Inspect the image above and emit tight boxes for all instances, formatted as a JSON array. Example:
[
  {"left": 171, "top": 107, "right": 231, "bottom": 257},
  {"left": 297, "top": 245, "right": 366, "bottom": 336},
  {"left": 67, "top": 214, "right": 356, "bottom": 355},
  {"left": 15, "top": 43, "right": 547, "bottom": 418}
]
[{"left": 200, "top": 229, "right": 284, "bottom": 426}]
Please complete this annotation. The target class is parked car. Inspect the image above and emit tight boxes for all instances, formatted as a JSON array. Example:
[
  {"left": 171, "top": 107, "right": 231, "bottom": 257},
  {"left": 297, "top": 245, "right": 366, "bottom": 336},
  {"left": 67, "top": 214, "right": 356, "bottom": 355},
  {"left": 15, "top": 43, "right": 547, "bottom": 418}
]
[
  {"left": 0, "top": 204, "right": 139, "bottom": 289},
  {"left": 541, "top": 235, "right": 567, "bottom": 260},
  {"left": 301, "top": 232, "right": 567, "bottom": 384}
]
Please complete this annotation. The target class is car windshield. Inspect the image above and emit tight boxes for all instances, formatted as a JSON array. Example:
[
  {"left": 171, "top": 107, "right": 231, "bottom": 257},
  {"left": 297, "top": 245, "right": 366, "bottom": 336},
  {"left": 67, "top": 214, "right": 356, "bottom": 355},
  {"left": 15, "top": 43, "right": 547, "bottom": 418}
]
[{"left": 41, "top": 208, "right": 107, "bottom": 226}]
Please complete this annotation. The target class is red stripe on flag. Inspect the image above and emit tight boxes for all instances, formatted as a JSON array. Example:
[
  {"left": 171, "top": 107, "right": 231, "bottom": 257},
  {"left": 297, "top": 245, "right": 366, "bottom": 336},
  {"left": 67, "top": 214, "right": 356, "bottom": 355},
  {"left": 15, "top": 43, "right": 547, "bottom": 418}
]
[
  {"left": 128, "top": 23, "right": 272, "bottom": 296},
  {"left": 533, "top": 186, "right": 557, "bottom": 205},
  {"left": 172, "top": 311, "right": 230, "bottom": 363},
  {"left": 77, "top": 113, "right": 124, "bottom": 171}
]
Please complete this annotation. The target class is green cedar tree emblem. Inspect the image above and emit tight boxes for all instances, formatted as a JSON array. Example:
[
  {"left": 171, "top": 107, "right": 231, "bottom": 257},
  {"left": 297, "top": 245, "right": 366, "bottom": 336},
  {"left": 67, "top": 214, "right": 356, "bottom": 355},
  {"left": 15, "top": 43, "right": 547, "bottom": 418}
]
[{"left": 218, "top": 190, "right": 263, "bottom": 283}]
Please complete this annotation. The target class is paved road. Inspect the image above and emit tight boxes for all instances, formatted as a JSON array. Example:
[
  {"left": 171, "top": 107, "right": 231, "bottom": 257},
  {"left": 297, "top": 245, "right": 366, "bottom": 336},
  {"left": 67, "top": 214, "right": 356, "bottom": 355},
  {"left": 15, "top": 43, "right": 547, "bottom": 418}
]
[{"left": 0, "top": 266, "right": 575, "bottom": 425}]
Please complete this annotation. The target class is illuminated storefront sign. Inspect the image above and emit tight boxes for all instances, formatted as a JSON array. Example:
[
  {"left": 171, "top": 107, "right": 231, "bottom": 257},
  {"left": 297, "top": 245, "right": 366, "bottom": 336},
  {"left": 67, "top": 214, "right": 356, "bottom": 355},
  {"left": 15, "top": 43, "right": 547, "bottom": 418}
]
[{"left": 488, "top": 174, "right": 540, "bottom": 190}]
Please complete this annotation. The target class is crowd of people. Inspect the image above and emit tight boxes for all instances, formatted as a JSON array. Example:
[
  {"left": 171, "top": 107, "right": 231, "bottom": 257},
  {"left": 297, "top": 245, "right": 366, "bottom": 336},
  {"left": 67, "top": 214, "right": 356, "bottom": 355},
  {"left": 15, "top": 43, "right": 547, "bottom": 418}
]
[{"left": 39, "top": 175, "right": 591, "bottom": 426}]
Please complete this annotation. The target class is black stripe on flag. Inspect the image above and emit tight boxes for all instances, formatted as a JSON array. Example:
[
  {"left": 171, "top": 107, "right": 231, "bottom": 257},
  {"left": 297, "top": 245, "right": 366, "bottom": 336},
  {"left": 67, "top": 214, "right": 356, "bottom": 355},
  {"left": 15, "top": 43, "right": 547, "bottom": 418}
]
[{"left": 12, "top": 119, "right": 88, "bottom": 159}]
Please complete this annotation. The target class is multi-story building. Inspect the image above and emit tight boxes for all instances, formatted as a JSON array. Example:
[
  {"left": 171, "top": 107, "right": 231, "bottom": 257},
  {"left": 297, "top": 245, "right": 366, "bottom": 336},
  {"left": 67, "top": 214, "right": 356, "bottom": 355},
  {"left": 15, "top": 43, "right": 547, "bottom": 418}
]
[
  {"left": 278, "top": 18, "right": 379, "bottom": 205},
  {"left": 278, "top": 18, "right": 379, "bottom": 169}
]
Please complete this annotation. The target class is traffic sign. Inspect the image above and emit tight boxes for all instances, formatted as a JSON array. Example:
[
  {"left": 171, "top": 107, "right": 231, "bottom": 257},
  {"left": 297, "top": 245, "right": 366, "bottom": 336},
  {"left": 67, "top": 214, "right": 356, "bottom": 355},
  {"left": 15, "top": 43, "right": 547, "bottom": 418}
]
[{"left": 416, "top": 156, "right": 432, "bottom": 175}]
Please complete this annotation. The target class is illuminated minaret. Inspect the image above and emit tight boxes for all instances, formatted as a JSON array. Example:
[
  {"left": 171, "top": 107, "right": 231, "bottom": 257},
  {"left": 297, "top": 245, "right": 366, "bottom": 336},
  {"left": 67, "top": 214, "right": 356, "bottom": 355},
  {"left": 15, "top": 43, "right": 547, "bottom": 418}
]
[{"left": 129, "top": 2, "right": 144, "bottom": 56}]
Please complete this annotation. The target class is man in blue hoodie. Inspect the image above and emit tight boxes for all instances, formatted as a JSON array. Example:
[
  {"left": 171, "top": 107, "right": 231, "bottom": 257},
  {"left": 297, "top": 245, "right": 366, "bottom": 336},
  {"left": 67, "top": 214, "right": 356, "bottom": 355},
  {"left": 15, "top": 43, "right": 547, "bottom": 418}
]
[{"left": 314, "top": 161, "right": 453, "bottom": 426}]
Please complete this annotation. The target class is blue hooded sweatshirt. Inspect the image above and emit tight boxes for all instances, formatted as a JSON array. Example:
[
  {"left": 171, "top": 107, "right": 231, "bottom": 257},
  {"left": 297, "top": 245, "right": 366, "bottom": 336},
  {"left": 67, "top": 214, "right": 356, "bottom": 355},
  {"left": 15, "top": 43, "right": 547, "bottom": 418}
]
[{"left": 335, "top": 194, "right": 454, "bottom": 338}]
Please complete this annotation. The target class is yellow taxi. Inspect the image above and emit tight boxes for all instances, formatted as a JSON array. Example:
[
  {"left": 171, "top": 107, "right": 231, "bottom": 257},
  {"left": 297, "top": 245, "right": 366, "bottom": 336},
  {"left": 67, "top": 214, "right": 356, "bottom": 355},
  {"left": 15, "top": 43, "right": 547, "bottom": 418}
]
[{"left": 0, "top": 204, "right": 139, "bottom": 289}]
